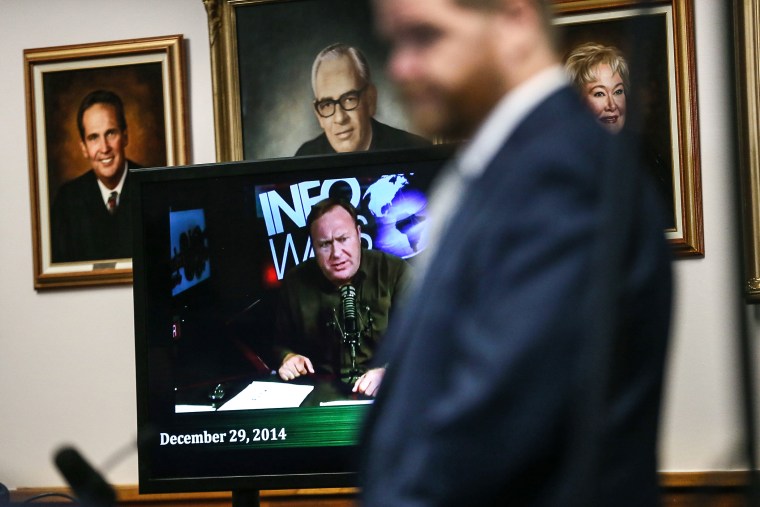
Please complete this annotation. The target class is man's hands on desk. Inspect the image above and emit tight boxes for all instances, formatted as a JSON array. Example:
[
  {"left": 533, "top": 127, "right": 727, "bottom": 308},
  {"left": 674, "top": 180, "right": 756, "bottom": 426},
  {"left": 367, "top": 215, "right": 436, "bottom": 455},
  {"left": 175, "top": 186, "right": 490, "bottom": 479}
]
[
  {"left": 277, "top": 352, "right": 384, "bottom": 397},
  {"left": 278, "top": 353, "right": 314, "bottom": 380},
  {"left": 351, "top": 367, "right": 384, "bottom": 397}
]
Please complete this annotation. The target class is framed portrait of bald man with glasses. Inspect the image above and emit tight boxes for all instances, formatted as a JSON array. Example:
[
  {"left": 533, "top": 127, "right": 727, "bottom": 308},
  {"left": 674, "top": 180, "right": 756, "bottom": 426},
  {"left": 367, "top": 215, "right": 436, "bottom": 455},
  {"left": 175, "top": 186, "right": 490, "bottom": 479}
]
[{"left": 205, "top": 0, "right": 430, "bottom": 162}]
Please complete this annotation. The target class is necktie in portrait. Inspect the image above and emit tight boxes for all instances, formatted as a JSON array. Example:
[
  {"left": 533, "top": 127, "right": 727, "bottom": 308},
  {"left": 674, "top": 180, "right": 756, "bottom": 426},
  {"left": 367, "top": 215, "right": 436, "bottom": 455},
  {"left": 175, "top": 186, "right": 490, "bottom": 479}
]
[{"left": 107, "top": 191, "right": 117, "bottom": 214}]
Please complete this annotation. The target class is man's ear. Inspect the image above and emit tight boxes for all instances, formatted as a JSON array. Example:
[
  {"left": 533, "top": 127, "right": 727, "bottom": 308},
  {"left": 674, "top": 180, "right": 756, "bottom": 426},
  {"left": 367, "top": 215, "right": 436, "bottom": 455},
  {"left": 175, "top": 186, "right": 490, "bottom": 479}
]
[
  {"left": 122, "top": 129, "right": 129, "bottom": 148},
  {"left": 499, "top": 0, "right": 531, "bottom": 16},
  {"left": 366, "top": 84, "right": 378, "bottom": 118},
  {"left": 490, "top": 0, "right": 535, "bottom": 28},
  {"left": 79, "top": 140, "right": 89, "bottom": 159}
]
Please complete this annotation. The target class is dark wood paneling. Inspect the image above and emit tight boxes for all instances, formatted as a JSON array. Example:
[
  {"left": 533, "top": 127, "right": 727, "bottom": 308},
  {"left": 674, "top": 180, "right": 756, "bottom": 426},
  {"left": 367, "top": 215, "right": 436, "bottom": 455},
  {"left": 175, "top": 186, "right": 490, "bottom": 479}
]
[{"left": 10, "top": 473, "right": 755, "bottom": 506}]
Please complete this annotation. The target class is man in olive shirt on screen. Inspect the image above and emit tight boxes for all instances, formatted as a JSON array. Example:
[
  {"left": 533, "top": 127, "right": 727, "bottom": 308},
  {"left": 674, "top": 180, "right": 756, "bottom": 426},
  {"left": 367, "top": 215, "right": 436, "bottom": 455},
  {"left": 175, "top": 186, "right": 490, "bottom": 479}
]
[{"left": 274, "top": 198, "right": 410, "bottom": 397}]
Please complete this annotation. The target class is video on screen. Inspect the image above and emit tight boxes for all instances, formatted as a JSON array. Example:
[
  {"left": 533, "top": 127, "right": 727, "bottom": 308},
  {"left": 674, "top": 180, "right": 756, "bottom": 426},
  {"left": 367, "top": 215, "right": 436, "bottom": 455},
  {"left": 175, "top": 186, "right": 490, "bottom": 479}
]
[
  {"left": 133, "top": 149, "right": 449, "bottom": 487},
  {"left": 172, "top": 171, "right": 431, "bottom": 413},
  {"left": 138, "top": 162, "right": 441, "bottom": 435}
]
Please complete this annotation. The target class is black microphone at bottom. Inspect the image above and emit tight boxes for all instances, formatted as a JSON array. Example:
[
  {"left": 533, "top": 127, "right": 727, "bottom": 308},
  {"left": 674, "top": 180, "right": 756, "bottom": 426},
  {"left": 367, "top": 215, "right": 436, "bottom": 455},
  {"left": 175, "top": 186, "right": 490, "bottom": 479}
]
[
  {"left": 340, "top": 284, "right": 358, "bottom": 337},
  {"left": 53, "top": 446, "right": 116, "bottom": 507}
]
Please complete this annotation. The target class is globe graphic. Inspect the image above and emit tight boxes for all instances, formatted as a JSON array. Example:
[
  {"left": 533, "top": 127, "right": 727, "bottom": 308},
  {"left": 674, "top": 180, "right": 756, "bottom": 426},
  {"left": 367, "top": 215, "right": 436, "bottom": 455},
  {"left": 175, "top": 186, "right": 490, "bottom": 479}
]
[{"left": 362, "top": 174, "right": 429, "bottom": 259}]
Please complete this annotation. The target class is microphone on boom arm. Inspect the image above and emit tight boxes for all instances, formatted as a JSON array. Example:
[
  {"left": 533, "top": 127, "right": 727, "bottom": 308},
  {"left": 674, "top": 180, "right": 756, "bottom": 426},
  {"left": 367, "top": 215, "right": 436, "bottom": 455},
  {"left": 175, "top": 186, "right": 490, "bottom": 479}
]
[
  {"left": 54, "top": 446, "right": 116, "bottom": 507},
  {"left": 341, "top": 284, "right": 359, "bottom": 338},
  {"left": 340, "top": 284, "right": 361, "bottom": 380},
  {"left": 331, "top": 284, "right": 372, "bottom": 382},
  {"left": 50, "top": 427, "right": 159, "bottom": 507}
]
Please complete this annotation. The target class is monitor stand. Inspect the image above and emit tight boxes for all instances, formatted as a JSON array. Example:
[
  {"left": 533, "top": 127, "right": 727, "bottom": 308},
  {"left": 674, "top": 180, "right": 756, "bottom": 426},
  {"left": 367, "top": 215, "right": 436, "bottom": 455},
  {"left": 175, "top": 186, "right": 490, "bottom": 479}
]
[{"left": 232, "top": 489, "right": 260, "bottom": 507}]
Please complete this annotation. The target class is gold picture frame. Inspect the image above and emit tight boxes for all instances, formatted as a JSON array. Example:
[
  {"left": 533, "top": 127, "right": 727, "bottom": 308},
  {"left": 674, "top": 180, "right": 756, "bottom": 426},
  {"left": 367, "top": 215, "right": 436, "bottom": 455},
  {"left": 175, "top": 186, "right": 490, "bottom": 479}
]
[
  {"left": 554, "top": 0, "right": 703, "bottom": 257},
  {"left": 25, "top": 35, "right": 188, "bottom": 289},
  {"left": 204, "top": 0, "right": 421, "bottom": 162},
  {"left": 733, "top": 0, "right": 760, "bottom": 300},
  {"left": 206, "top": 0, "right": 702, "bottom": 255}
]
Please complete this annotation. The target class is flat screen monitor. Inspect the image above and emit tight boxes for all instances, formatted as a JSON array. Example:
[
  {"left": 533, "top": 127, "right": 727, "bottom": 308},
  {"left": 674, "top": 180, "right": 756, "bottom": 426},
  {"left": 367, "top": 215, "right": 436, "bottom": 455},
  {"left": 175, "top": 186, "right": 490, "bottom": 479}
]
[{"left": 131, "top": 146, "right": 452, "bottom": 496}]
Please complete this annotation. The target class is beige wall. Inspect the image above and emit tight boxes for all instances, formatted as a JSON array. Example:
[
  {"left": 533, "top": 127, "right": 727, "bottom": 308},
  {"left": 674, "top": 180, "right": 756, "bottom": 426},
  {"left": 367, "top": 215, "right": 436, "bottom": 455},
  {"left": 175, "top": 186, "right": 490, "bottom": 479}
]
[
  {"left": 0, "top": 0, "right": 750, "bottom": 490},
  {"left": 659, "top": 0, "right": 749, "bottom": 471}
]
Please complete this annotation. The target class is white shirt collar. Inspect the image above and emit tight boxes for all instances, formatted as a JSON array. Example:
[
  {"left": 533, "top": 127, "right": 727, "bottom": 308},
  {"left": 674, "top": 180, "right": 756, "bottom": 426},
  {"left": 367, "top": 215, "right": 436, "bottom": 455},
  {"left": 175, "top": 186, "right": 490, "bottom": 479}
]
[
  {"left": 414, "top": 65, "right": 570, "bottom": 277},
  {"left": 456, "top": 64, "right": 569, "bottom": 179},
  {"left": 96, "top": 160, "right": 128, "bottom": 208}
]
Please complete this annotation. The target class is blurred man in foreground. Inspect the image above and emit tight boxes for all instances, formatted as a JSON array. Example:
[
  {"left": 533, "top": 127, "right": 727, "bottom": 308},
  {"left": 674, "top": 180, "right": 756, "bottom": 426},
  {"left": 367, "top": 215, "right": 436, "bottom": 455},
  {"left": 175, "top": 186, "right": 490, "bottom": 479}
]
[{"left": 360, "top": 1, "right": 672, "bottom": 505}]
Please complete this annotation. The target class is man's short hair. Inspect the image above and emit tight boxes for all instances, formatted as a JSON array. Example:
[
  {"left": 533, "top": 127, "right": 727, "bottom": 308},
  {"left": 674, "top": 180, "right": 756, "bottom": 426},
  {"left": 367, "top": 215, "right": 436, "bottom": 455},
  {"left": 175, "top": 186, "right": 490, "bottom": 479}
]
[
  {"left": 306, "top": 198, "right": 360, "bottom": 237},
  {"left": 311, "top": 43, "right": 372, "bottom": 96},
  {"left": 564, "top": 42, "right": 631, "bottom": 93},
  {"left": 454, "top": 0, "right": 556, "bottom": 47},
  {"left": 454, "top": 0, "right": 549, "bottom": 13},
  {"left": 76, "top": 89, "right": 127, "bottom": 141},
  {"left": 454, "top": 0, "right": 504, "bottom": 8}
]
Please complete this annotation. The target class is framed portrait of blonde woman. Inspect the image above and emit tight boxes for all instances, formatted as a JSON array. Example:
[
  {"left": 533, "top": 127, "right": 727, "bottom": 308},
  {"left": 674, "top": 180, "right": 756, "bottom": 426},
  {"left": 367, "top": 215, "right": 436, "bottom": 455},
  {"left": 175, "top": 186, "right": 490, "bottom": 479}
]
[{"left": 553, "top": 0, "right": 703, "bottom": 257}]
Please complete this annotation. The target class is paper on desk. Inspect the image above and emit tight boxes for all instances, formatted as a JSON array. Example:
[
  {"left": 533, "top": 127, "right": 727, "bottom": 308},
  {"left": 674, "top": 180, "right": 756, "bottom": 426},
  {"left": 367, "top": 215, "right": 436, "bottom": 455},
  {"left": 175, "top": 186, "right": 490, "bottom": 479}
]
[
  {"left": 175, "top": 404, "right": 217, "bottom": 413},
  {"left": 217, "top": 381, "right": 314, "bottom": 411},
  {"left": 319, "top": 399, "right": 374, "bottom": 406}
]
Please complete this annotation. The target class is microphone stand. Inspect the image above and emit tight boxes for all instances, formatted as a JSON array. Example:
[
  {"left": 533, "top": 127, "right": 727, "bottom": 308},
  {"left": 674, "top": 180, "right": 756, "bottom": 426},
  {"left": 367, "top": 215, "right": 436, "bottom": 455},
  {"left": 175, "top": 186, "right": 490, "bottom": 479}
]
[{"left": 330, "top": 305, "right": 373, "bottom": 383}]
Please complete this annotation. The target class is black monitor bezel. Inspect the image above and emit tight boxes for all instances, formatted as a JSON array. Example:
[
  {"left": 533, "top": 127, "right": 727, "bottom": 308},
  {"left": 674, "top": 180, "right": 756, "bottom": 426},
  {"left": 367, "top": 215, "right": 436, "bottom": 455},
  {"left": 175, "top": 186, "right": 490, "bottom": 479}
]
[{"left": 131, "top": 145, "right": 454, "bottom": 494}]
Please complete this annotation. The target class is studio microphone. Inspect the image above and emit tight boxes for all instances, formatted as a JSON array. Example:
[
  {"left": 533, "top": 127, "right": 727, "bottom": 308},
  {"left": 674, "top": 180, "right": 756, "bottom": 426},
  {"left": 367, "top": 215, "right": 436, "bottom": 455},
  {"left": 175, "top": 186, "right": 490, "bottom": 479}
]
[
  {"left": 340, "top": 284, "right": 358, "bottom": 336},
  {"left": 54, "top": 446, "right": 116, "bottom": 507}
]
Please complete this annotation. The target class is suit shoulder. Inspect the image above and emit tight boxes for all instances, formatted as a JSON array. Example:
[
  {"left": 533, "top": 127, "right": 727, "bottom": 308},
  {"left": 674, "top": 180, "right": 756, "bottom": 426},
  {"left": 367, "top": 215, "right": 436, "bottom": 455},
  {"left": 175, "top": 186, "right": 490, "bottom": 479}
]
[
  {"left": 364, "top": 248, "right": 405, "bottom": 264},
  {"left": 493, "top": 88, "right": 617, "bottom": 179},
  {"left": 55, "top": 169, "right": 99, "bottom": 198},
  {"left": 371, "top": 119, "right": 430, "bottom": 150},
  {"left": 295, "top": 135, "right": 334, "bottom": 156},
  {"left": 362, "top": 249, "right": 410, "bottom": 277},
  {"left": 282, "top": 258, "right": 320, "bottom": 285},
  {"left": 62, "top": 169, "right": 98, "bottom": 186}
]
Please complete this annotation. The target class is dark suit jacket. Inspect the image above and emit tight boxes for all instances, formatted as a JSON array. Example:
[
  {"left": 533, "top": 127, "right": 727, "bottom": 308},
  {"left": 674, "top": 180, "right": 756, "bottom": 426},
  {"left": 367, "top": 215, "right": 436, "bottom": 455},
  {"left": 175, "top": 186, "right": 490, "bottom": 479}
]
[
  {"left": 360, "top": 87, "right": 672, "bottom": 506},
  {"left": 51, "top": 161, "right": 139, "bottom": 263},
  {"left": 294, "top": 118, "right": 429, "bottom": 156}
]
